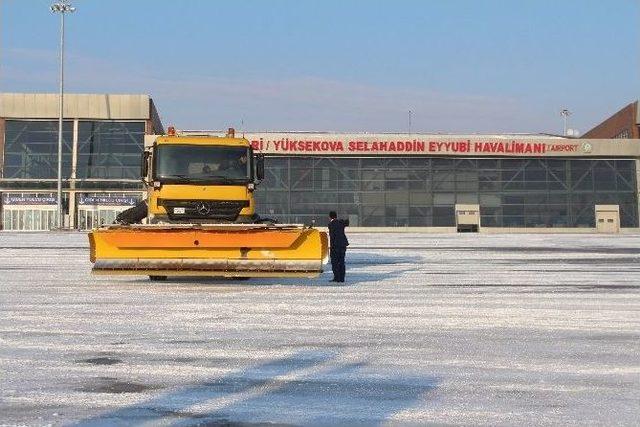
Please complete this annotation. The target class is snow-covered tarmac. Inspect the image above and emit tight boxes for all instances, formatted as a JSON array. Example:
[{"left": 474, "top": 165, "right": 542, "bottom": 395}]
[{"left": 1, "top": 232, "right": 639, "bottom": 426}]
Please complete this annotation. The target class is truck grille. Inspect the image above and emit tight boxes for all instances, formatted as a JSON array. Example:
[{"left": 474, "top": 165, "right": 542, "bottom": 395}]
[{"left": 161, "top": 200, "right": 249, "bottom": 221}]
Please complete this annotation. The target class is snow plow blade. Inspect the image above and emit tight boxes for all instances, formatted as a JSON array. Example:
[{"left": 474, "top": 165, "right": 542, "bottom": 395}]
[{"left": 89, "top": 224, "right": 328, "bottom": 278}]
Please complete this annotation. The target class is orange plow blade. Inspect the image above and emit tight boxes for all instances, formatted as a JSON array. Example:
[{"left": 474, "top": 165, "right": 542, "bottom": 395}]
[{"left": 89, "top": 224, "right": 328, "bottom": 278}]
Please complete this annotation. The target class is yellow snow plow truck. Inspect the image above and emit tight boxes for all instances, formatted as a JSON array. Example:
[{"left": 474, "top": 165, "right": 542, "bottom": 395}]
[{"left": 88, "top": 128, "right": 328, "bottom": 280}]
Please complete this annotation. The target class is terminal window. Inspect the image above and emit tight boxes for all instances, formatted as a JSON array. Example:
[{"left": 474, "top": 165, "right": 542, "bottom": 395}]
[
  {"left": 3, "top": 120, "right": 73, "bottom": 179},
  {"left": 76, "top": 121, "right": 145, "bottom": 180},
  {"left": 254, "top": 157, "right": 638, "bottom": 228}
]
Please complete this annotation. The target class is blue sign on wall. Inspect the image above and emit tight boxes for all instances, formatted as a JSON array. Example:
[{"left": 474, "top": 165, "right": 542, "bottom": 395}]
[
  {"left": 2, "top": 193, "right": 57, "bottom": 205},
  {"left": 78, "top": 195, "right": 138, "bottom": 206}
]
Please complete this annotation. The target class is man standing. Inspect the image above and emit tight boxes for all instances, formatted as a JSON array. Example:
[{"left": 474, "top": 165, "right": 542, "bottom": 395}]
[
  {"left": 220, "top": 153, "right": 248, "bottom": 178},
  {"left": 328, "top": 211, "right": 349, "bottom": 282}
]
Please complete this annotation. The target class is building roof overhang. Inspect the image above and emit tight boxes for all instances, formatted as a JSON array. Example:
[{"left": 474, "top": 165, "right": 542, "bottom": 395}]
[{"left": 0, "top": 93, "right": 152, "bottom": 120}]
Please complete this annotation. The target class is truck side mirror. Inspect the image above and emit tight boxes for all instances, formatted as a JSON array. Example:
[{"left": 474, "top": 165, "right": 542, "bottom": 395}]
[
  {"left": 141, "top": 150, "right": 150, "bottom": 180},
  {"left": 256, "top": 154, "right": 265, "bottom": 181}
]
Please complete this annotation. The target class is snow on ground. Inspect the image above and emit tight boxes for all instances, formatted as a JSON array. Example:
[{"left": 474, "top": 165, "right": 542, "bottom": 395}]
[{"left": 0, "top": 232, "right": 639, "bottom": 426}]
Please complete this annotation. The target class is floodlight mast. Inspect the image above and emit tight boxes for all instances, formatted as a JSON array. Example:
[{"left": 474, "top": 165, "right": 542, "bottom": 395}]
[{"left": 51, "top": 1, "right": 75, "bottom": 229}]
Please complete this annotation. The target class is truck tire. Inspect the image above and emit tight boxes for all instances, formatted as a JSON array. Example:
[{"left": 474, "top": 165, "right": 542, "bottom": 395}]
[{"left": 115, "top": 201, "right": 148, "bottom": 225}]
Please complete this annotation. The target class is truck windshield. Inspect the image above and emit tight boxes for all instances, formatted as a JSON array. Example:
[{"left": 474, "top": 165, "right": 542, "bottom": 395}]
[{"left": 154, "top": 145, "right": 251, "bottom": 183}]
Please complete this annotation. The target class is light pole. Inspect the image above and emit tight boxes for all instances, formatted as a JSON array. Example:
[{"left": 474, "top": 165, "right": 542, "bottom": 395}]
[
  {"left": 51, "top": 1, "right": 75, "bottom": 229},
  {"left": 408, "top": 110, "right": 413, "bottom": 134},
  {"left": 560, "top": 108, "right": 571, "bottom": 136}
]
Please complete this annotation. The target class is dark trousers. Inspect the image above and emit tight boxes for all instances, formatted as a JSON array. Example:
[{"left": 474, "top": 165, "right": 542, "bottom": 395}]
[{"left": 330, "top": 246, "right": 347, "bottom": 281}]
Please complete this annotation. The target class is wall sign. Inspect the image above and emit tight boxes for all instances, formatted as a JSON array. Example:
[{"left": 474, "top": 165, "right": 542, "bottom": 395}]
[
  {"left": 2, "top": 193, "right": 57, "bottom": 205},
  {"left": 78, "top": 195, "right": 138, "bottom": 206},
  {"left": 225, "top": 133, "right": 640, "bottom": 157}
]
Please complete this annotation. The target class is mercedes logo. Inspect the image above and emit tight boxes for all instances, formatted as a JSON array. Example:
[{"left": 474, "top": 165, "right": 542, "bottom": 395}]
[{"left": 196, "top": 202, "right": 211, "bottom": 215}]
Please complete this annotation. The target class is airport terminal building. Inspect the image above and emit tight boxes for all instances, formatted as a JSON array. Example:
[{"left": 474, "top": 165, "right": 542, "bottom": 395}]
[
  {"left": 1, "top": 93, "right": 639, "bottom": 231},
  {"left": 0, "top": 93, "right": 163, "bottom": 230},
  {"left": 248, "top": 134, "right": 640, "bottom": 230}
]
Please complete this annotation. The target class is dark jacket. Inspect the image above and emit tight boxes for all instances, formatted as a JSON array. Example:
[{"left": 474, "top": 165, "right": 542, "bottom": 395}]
[{"left": 328, "top": 218, "right": 349, "bottom": 248}]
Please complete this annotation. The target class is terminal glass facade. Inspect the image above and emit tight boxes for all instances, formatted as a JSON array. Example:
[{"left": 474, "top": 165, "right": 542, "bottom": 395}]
[
  {"left": 3, "top": 120, "right": 73, "bottom": 179},
  {"left": 2, "top": 120, "right": 145, "bottom": 181},
  {"left": 1, "top": 119, "right": 147, "bottom": 230},
  {"left": 2, "top": 120, "right": 147, "bottom": 192},
  {"left": 255, "top": 157, "right": 639, "bottom": 228},
  {"left": 76, "top": 121, "right": 146, "bottom": 180}
]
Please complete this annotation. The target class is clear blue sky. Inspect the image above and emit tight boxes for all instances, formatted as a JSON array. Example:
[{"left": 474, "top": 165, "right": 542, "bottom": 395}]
[{"left": 1, "top": 0, "right": 638, "bottom": 134}]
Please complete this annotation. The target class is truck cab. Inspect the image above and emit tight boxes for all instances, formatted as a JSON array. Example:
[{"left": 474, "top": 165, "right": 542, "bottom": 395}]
[{"left": 141, "top": 129, "right": 265, "bottom": 224}]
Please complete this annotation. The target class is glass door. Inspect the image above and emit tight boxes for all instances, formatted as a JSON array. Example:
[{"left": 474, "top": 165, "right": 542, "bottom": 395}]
[
  {"left": 3, "top": 210, "right": 12, "bottom": 231},
  {"left": 77, "top": 208, "right": 95, "bottom": 231},
  {"left": 77, "top": 206, "right": 132, "bottom": 230}
]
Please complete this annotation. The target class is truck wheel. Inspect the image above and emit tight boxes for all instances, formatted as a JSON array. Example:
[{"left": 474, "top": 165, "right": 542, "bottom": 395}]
[{"left": 149, "top": 275, "right": 168, "bottom": 281}]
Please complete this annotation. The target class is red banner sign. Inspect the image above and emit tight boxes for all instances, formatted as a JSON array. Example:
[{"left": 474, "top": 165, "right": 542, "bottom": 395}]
[
  {"left": 173, "top": 132, "right": 636, "bottom": 157},
  {"left": 249, "top": 136, "right": 584, "bottom": 156}
]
